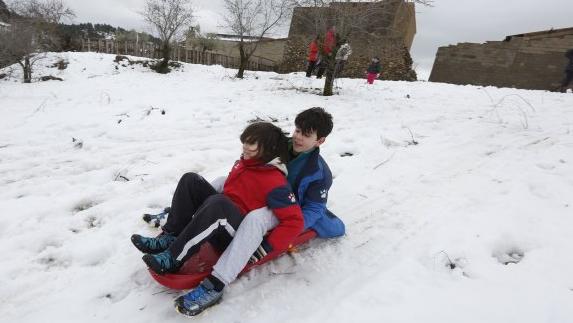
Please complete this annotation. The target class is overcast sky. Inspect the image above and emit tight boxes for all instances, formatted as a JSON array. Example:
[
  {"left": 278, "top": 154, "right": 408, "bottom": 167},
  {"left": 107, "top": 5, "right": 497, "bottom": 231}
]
[{"left": 65, "top": 0, "right": 572, "bottom": 80}]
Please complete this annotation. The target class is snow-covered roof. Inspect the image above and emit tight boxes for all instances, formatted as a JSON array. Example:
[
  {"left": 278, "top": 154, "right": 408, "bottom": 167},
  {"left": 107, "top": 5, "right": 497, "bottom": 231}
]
[{"left": 213, "top": 33, "right": 286, "bottom": 42}]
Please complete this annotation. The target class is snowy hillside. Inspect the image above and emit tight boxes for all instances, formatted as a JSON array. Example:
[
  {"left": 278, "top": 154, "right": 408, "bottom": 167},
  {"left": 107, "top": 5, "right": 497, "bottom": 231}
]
[{"left": 1, "top": 52, "right": 573, "bottom": 323}]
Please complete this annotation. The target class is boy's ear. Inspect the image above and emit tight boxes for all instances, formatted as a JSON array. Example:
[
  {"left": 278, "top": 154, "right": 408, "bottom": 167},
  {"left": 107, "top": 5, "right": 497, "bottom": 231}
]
[{"left": 316, "top": 137, "right": 326, "bottom": 147}]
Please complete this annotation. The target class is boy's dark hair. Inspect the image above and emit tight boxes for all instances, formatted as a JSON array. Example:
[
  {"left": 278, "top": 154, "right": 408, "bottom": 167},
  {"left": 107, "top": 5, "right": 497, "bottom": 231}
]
[
  {"left": 294, "top": 107, "right": 333, "bottom": 139},
  {"left": 240, "top": 122, "right": 289, "bottom": 164}
]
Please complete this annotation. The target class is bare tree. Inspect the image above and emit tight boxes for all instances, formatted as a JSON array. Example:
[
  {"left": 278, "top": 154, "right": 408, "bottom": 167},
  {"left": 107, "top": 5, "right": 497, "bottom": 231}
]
[
  {"left": 0, "top": 0, "right": 75, "bottom": 83},
  {"left": 10, "top": 0, "right": 74, "bottom": 24},
  {"left": 223, "top": 0, "right": 291, "bottom": 78},
  {"left": 0, "top": 21, "right": 37, "bottom": 81},
  {"left": 0, "top": 0, "right": 10, "bottom": 20},
  {"left": 142, "top": 0, "right": 194, "bottom": 73}
]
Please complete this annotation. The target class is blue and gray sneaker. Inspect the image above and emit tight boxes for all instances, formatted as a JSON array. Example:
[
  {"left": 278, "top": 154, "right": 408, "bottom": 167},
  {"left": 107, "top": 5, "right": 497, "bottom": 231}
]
[
  {"left": 174, "top": 279, "right": 224, "bottom": 316},
  {"left": 131, "top": 232, "right": 176, "bottom": 254},
  {"left": 142, "top": 249, "right": 180, "bottom": 274}
]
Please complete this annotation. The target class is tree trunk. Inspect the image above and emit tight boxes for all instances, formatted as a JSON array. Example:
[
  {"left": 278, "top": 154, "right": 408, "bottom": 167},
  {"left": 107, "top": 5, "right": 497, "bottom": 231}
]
[
  {"left": 23, "top": 56, "right": 32, "bottom": 83},
  {"left": 322, "top": 54, "right": 336, "bottom": 96},
  {"left": 156, "top": 42, "right": 171, "bottom": 74},
  {"left": 237, "top": 44, "right": 247, "bottom": 79}
]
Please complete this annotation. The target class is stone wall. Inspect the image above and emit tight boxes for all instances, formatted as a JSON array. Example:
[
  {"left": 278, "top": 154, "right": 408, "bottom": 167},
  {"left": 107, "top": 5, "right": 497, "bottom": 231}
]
[
  {"left": 205, "top": 38, "right": 287, "bottom": 64},
  {"left": 429, "top": 27, "right": 573, "bottom": 91},
  {"left": 280, "top": 0, "right": 417, "bottom": 80}
]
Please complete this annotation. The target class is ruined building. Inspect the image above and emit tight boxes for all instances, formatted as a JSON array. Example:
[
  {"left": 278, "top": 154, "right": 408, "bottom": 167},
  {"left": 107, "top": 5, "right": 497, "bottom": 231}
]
[
  {"left": 429, "top": 27, "right": 573, "bottom": 91},
  {"left": 280, "top": 0, "right": 417, "bottom": 80}
]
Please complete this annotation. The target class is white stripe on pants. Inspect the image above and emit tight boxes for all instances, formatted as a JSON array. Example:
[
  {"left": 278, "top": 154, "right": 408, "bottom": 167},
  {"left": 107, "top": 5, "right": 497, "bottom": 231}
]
[
  {"left": 176, "top": 218, "right": 237, "bottom": 261},
  {"left": 212, "top": 207, "right": 279, "bottom": 285}
]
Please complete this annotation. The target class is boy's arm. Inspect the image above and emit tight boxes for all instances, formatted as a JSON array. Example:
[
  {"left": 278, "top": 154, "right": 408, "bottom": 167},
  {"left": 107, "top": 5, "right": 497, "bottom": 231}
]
[
  {"left": 300, "top": 180, "right": 329, "bottom": 229},
  {"left": 301, "top": 180, "right": 345, "bottom": 238},
  {"left": 265, "top": 186, "right": 304, "bottom": 251}
]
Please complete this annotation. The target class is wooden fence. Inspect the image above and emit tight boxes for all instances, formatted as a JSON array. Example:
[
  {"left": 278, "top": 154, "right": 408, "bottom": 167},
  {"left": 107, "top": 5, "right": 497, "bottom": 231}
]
[{"left": 80, "top": 39, "right": 276, "bottom": 72}]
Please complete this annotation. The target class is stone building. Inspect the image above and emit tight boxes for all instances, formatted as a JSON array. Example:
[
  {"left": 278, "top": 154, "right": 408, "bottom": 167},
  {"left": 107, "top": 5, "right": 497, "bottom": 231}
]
[
  {"left": 429, "top": 27, "right": 573, "bottom": 91},
  {"left": 280, "top": 0, "right": 417, "bottom": 80}
]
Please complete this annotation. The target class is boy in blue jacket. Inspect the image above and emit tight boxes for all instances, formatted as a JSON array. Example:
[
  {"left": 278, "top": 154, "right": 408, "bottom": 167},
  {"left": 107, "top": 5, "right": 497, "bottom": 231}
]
[{"left": 175, "top": 107, "right": 344, "bottom": 316}]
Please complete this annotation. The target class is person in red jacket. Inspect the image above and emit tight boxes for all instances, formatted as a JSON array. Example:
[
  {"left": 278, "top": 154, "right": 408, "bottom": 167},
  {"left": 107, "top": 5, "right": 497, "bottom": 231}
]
[
  {"left": 306, "top": 35, "right": 320, "bottom": 77},
  {"left": 323, "top": 26, "right": 336, "bottom": 56},
  {"left": 316, "top": 26, "right": 336, "bottom": 79},
  {"left": 131, "top": 123, "right": 304, "bottom": 309}
]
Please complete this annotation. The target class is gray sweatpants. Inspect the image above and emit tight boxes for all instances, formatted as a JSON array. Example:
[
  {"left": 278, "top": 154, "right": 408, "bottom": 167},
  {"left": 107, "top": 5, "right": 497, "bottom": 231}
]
[
  {"left": 209, "top": 176, "right": 279, "bottom": 285},
  {"left": 211, "top": 207, "right": 279, "bottom": 285}
]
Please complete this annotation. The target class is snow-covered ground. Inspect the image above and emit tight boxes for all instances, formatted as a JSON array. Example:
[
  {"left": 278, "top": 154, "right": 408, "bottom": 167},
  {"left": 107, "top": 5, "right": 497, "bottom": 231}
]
[{"left": 1, "top": 52, "right": 573, "bottom": 323}]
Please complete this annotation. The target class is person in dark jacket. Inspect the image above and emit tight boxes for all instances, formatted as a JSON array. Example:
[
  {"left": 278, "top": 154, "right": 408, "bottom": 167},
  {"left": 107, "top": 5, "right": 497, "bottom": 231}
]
[
  {"left": 173, "top": 107, "right": 345, "bottom": 316},
  {"left": 131, "top": 122, "right": 304, "bottom": 316},
  {"left": 366, "top": 57, "right": 381, "bottom": 84},
  {"left": 559, "top": 49, "right": 573, "bottom": 93}
]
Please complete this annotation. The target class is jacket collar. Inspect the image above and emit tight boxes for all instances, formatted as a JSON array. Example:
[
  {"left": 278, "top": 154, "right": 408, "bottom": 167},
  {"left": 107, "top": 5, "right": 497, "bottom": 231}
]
[
  {"left": 267, "top": 157, "right": 288, "bottom": 175},
  {"left": 240, "top": 156, "right": 288, "bottom": 176},
  {"left": 292, "top": 147, "right": 320, "bottom": 187}
]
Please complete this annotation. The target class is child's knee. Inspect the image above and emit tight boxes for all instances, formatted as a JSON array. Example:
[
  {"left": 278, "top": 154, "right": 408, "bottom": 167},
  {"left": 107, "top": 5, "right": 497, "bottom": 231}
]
[
  {"left": 181, "top": 172, "right": 202, "bottom": 183},
  {"left": 242, "top": 210, "right": 273, "bottom": 234}
]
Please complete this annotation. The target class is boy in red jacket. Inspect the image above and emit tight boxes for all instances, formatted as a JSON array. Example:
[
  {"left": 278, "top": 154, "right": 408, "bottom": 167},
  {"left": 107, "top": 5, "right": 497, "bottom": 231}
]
[{"left": 131, "top": 122, "right": 304, "bottom": 314}]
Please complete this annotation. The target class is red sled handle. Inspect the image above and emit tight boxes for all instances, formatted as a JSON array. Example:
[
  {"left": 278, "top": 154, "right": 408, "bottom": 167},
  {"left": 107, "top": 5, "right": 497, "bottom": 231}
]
[{"left": 149, "top": 230, "right": 317, "bottom": 290}]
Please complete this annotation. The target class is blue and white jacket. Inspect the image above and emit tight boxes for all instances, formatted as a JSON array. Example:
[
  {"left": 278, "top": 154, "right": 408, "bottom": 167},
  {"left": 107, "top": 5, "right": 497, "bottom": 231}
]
[{"left": 291, "top": 148, "right": 345, "bottom": 238}]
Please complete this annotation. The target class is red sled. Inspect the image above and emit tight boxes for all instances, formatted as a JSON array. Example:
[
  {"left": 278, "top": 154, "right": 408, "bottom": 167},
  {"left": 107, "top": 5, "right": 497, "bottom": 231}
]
[{"left": 149, "top": 230, "right": 317, "bottom": 290}]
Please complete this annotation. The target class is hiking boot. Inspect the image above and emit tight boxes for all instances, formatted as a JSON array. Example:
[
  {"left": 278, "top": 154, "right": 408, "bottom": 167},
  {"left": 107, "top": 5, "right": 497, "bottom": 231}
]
[
  {"left": 174, "top": 279, "right": 223, "bottom": 316},
  {"left": 131, "top": 232, "right": 175, "bottom": 254},
  {"left": 142, "top": 249, "right": 180, "bottom": 274}
]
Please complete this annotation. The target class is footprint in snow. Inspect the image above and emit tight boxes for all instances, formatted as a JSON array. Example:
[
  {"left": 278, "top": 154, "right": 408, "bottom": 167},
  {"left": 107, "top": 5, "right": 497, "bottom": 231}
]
[
  {"left": 536, "top": 162, "right": 555, "bottom": 170},
  {"left": 492, "top": 246, "right": 525, "bottom": 265},
  {"left": 72, "top": 199, "right": 98, "bottom": 213},
  {"left": 38, "top": 255, "right": 69, "bottom": 269}
]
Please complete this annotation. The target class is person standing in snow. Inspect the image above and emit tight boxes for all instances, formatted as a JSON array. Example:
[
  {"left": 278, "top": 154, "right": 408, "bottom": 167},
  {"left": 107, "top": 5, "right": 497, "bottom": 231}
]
[
  {"left": 173, "top": 107, "right": 345, "bottom": 316},
  {"left": 366, "top": 57, "right": 381, "bottom": 84},
  {"left": 306, "top": 35, "right": 321, "bottom": 77},
  {"left": 334, "top": 39, "right": 352, "bottom": 78},
  {"left": 323, "top": 26, "right": 336, "bottom": 57},
  {"left": 131, "top": 122, "right": 304, "bottom": 314},
  {"left": 559, "top": 49, "right": 573, "bottom": 92},
  {"left": 316, "top": 26, "right": 336, "bottom": 79}
]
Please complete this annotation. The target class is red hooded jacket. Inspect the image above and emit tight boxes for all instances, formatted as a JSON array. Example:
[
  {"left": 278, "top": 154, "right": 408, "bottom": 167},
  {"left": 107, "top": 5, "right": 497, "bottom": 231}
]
[
  {"left": 308, "top": 40, "right": 319, "bottom": 62},
  {"left": 323, "top": 28, "right": 336, "bottom": 55},
  {"left": 223, "top": 157, "right": 304, "bottom": 251}
]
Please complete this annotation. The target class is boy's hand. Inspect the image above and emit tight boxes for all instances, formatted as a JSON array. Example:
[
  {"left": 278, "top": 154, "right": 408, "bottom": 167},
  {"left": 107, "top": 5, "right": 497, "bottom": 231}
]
[{"left": 249, "top": 239, "right": 273, "bottom": 264}]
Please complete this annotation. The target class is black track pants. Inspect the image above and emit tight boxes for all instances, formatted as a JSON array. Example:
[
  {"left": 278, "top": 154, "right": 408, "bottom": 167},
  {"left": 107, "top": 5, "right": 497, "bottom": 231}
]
[
  {"left": 161, "top": 172, "right": 244, "bottom": 262},
  {"left": 163, "top": 172, "right": 218, "bottom": 235},
  {"left": 168, "top": 194, "right": 243, "bottom": 263},
  {"left": 306, "top": 60, "right": 317, "bottom": 77}
]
